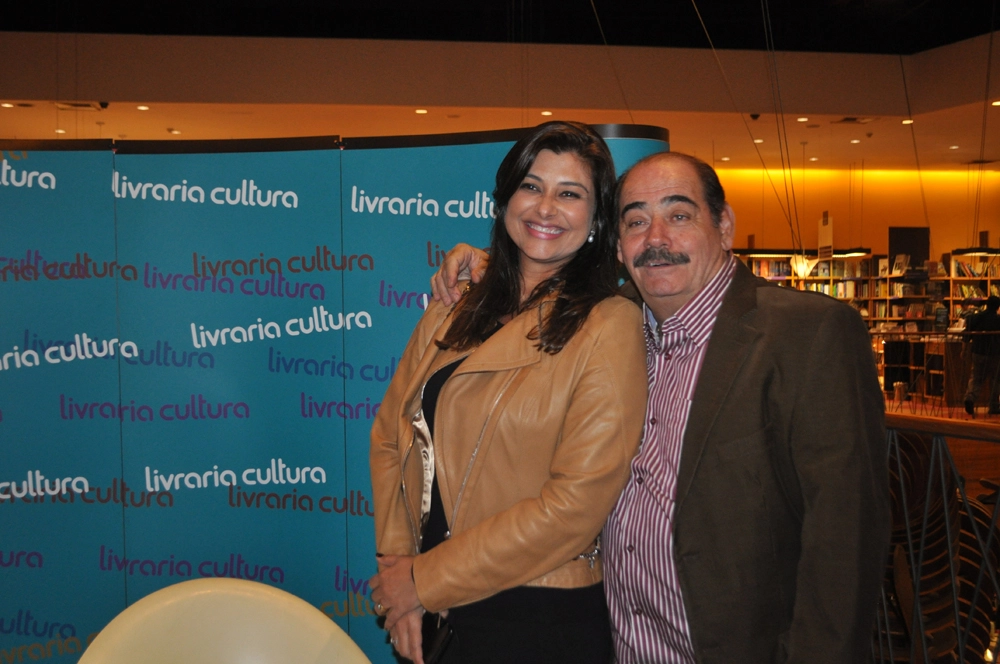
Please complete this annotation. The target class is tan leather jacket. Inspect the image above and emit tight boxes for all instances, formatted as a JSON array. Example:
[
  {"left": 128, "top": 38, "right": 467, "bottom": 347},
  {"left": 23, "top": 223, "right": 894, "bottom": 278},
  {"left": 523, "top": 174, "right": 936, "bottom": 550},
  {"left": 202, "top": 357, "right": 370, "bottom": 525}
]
[{"left": 370, "top": 295, "right": 647, "bottom": 613}]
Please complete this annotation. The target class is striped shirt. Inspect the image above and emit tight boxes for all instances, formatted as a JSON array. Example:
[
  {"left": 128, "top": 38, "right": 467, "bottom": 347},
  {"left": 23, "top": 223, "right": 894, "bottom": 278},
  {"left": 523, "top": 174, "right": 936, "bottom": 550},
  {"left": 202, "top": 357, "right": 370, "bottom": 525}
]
[{"left": 604, "top": 255, "right": 736, "bottom": 664}]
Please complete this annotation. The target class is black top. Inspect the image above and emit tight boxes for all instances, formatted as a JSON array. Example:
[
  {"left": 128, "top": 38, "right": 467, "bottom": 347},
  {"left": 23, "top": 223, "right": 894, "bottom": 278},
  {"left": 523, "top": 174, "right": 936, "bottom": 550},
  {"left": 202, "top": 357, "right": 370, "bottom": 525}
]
[
  {"left": 966, "top": 308, "right": 1000, "bottom": 355},
  {"left": 421, "top": 359, "right": 463, "bottom": 553}
]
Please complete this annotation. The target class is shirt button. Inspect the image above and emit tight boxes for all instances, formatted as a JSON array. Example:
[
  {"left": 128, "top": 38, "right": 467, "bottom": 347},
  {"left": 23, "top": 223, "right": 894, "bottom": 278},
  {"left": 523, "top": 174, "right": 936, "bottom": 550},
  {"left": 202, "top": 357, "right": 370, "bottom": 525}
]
[
  {"left": 664, "top": 354, "right": 672, "bottom": 361},
  {"left": 649, "top": 418, "right": 658, "bottom": 426},
  {"left": 634, "top": 607, "right": 643, "bottom": 616},
  {"left": 636, "top": 475, "right": 643, "bottom": 485},
  {"left": 626, "top": 544, "right": 635, "bottom": 553}
]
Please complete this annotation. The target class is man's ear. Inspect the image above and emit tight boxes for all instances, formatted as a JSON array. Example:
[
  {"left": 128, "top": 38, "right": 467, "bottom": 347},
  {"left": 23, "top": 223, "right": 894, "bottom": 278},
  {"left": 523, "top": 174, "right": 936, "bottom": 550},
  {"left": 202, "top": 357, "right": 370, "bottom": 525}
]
[
  {"left": 617, "top": 240, "right": 624, "bottom": 265},
  {"left": 719, "top": 203, "right": 735, "bottom": 251}
]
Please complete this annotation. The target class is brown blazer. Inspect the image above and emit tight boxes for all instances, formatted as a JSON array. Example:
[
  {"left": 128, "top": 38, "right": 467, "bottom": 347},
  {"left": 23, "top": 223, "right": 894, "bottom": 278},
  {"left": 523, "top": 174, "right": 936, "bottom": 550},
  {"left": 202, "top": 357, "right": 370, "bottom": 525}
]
[{"left": 668, "top": 261, "right": 889, "bottom": 663}]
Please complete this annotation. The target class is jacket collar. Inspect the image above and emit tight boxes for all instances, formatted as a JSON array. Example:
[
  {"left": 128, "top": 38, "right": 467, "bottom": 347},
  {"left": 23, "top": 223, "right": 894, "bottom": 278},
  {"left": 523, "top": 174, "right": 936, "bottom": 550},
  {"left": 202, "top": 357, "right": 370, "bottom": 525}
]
[
  {"left": 423, "top": 300, "right": 549, "bottom": 379},
  {"left": 675, "top": 260, "right": 763, "bottom": 508}
]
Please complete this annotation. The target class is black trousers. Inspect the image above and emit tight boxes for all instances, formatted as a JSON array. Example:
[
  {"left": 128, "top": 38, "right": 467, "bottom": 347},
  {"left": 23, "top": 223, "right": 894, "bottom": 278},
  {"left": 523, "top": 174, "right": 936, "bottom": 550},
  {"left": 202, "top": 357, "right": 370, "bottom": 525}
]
[{"left": 434, "top": 582, "right": 613, "bottom": 664}]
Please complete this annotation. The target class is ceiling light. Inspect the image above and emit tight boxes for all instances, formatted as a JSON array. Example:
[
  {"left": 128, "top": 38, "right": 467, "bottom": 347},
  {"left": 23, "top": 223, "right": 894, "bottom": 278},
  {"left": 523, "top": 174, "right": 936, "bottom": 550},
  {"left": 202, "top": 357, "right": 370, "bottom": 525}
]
[
  {"left": 167, "top": 128, "right": 181, "bottom": 135},
  {"left": 809, "top": 157, "right": 819, "bottom": 162},
  {"left": 902, "top": 119, "right": 914, "bottom": 125},
  {"left": 137, "top": 105, "right": 150, "bottom": 111},
  {"left": 54, "top": 129, "right": 66, "bottom": 134},
  {"left": 0, "top": 103, "right": 12, "bottom": 108},
  {"left": 949, "top": 145, "right": 960, "bottom": 150},
  {"left": 540, "top": 111, "right": 553, "bottom": 116},
  {"left": 415, "top": 109, "right": 428, "bottom": 114},
  {"left": 797, "top": 117, "right": 808, "bottom": 122},
  {"left": 850, "top": 139, "right": 861, "bottom": 144},
  {"left": 753, "top": 138, "right": 764, "bottom": 144},
  {"left": 720, "top": 157, "right": 730, "bottom": 162},
  {"left": 993, "top": 101, "right": 1000, "bottom": 106}
]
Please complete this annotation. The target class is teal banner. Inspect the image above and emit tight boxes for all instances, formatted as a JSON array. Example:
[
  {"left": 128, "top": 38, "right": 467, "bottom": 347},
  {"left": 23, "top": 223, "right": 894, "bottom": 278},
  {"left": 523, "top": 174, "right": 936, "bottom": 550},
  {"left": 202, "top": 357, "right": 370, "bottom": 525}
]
[{"left": 0, "top": 126, "right": 669, "bottom": 663}]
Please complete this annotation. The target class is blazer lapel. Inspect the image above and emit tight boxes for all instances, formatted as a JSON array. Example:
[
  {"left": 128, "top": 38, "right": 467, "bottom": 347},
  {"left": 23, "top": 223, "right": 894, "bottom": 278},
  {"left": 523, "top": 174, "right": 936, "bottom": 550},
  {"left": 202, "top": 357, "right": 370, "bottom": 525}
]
[{"left": 675, "top": 261, "right": 762, "bottom": 509}]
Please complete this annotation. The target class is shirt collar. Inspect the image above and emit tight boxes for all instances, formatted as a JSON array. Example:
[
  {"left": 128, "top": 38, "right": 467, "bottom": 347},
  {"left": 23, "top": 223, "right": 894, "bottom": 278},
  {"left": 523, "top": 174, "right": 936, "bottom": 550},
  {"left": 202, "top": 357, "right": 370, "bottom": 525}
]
[{"left": 643, "top": 253, "right": 736, "bottom": 351}]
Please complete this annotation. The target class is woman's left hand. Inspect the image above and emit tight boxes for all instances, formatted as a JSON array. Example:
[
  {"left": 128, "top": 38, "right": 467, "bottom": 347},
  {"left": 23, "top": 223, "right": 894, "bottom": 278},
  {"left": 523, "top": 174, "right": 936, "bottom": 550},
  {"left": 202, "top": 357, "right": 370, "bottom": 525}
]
[
  {"left": 388, "top": 607, "right": 425, "bottom": 664},
  {"left": 370, "top": 555, "right": 423, "bottom": 631}
]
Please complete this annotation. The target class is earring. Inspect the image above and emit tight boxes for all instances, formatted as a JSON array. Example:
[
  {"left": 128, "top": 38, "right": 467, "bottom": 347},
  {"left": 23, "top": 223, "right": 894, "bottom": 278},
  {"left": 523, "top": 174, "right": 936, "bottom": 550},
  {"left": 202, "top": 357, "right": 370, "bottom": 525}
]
[{"left": 587, "top": 230, "right": 595, "bottom": 243}]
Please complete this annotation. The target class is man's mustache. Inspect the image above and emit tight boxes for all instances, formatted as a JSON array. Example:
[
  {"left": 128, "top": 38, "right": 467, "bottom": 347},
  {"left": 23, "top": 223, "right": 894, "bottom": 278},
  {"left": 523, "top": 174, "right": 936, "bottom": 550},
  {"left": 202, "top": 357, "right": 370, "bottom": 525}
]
[{"left": 632, "top": 247, "right": 691, "bottom": 268}]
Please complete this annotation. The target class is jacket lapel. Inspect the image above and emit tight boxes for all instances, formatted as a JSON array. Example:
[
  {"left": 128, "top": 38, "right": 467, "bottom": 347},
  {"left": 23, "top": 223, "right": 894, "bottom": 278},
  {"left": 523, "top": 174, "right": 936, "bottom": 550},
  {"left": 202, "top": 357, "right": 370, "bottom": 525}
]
[
  {"left": 675, "top": 261, "right": 762, "bottom": 509},
  {"left": 453, "top": 303, "right": 546, "bottom": 374}
]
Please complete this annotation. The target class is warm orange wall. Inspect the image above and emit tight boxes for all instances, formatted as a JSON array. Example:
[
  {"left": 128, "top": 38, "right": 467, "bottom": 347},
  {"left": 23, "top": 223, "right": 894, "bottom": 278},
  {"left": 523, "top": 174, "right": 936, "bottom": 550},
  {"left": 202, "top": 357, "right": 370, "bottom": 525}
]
[{"left": 719, "top": 168, "right": 1000, "bottom": 261}]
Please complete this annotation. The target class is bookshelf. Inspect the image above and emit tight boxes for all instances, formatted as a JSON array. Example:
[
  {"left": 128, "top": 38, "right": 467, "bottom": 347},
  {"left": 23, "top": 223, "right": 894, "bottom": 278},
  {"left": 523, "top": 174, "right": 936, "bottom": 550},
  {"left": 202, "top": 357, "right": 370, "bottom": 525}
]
[
  {"left": 946, "top": 249, "right": 1000, "bottom": 324},
  {"left": 868, "top": 268, "right": 939, "bottom": 333},
  {"left": 733, "top": 248, "right": 873, "bottom": 318}
]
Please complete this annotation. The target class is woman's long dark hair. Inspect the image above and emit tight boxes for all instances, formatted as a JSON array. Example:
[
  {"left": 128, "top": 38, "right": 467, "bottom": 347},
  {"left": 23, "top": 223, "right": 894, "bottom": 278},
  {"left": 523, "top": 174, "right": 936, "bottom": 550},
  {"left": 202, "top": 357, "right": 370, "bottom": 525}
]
[{"left": 439, "top": 121, "right": 619, "bottom": 354}]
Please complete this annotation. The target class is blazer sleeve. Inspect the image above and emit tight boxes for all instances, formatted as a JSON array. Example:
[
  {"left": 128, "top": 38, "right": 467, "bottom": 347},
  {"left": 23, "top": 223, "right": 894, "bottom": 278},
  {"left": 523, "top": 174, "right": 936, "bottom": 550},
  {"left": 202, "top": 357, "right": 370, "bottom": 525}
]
[
  {"left": 370, "top": 300, "right": 452, "bottom": 557},
  {"left": 411, "top": 299, "right": 648, "bottom": 612},
  {"left": 783, "top": 304, "right": 890, "bottom": 662}
]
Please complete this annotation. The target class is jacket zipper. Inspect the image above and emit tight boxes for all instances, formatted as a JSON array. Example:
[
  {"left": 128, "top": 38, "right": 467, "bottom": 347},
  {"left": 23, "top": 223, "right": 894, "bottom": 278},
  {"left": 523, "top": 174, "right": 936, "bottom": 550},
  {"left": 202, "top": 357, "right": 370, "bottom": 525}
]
[
  {"left": 445, "top": 370, "right": 520, "bottom": 538},
  {"left": 400, "top": 353, "right": 474, "bottom": 551}
]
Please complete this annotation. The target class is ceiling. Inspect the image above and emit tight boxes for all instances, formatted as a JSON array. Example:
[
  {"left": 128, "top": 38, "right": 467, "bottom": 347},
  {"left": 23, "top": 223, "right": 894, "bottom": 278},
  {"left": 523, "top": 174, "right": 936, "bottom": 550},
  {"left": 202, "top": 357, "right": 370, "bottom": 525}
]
[
  {"left": 2, "top": 99, "right": 998, "bottom": 171},
  {"left": 2, "top": 0, "right": 997, "bottom": 55}
]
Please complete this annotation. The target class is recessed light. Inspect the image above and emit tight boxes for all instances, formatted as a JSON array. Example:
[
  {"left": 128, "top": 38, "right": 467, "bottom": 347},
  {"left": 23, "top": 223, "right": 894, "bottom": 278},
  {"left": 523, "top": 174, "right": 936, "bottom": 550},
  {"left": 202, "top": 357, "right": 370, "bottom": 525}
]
[
  {"left": 0, "top": 103, "right": 12, "bottom": 108},
  {"left": 753, "top": 138, "right": 764, "bottom": 144},
  {"left": 949, "top": 145, "right": 960, "bottom": 150},
  {"left": 415, "top": 109, "right": 428, "bottom": 114},
  {"left": 850, "top": 139, "right": 861, "bottom": 144},
  {"left": 137, "top": 105, "right": 150, "bottom": 111},
  {"left": 720, "top": 157, "right": 730, "bottom": 162},
  {"left": 540, "top": 111, "right": 553, "bottom": 116},
  {"left": 993, "top": 101, "right": 1000, "bottom": 106},
  {"left": 167, "top": 128, "right": 181, "bottom": 135},
  {"left": 797, "top": 117, "right": 808, "bottom": 122},
  {"left": 902, "top": 119, "right": 914, "bottom": 125},
  {"left": 54, "top": 129, "right": 66, "bottom": 134},
  {"left": 809, "top": 157, "right": 819, "bottom": 162}
]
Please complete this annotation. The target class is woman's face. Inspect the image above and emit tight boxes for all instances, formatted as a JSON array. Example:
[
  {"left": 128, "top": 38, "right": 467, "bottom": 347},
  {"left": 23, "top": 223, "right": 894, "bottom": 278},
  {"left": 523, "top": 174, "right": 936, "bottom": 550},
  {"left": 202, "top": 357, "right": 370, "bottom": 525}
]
[{"left": 504, "top": 149, "right": 596, "bottom": 281}]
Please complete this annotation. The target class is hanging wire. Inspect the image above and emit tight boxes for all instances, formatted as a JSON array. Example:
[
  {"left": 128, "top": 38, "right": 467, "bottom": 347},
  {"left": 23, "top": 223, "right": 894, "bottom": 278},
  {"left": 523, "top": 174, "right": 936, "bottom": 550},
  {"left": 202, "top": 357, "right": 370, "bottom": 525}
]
[
  {"left": 898, "top": 55, "right": 932, "bottom": 228},
  {"left": 848, "top": 162, "right": 854, "bottom": 245},
  {"left": 761, "top": 0, "right": 802, "bottom": 251},
  {"left": 860, "top": 158, "right": 866, "bottom": 247},
  {"left": 688, "top": 0, "right": 798, "bottom": 247},
  {"left": 589, "top": 0, "right": 635, "bottom": 124},
  {"left": 972, "top": 0, "right": 997, "bottom": 245}
]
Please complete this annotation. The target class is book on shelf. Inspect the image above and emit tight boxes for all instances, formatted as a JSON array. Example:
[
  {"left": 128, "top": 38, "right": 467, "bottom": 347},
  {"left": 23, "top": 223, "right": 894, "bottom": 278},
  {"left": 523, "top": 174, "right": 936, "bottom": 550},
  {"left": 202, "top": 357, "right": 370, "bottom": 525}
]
[
  {"left": 955, "top": 283, "right": 986, "bottom": 299},
  {"left": 891, "top": 282, "right": 915, "bottom": 297},
  {"left": 748, "top": 259, "right": 791, "bottom": 278},
  {"left": 878, "top": 258, "right": 889, "bottom": 277},
  {"left": 833, "top": 281, "right": 856, "bottom": 299},
  {"left": 954, "top": 260, "right": 982, "bottom": 277},
  {"left": 891, "top": 254, "right": 910, "bottom": 276}
]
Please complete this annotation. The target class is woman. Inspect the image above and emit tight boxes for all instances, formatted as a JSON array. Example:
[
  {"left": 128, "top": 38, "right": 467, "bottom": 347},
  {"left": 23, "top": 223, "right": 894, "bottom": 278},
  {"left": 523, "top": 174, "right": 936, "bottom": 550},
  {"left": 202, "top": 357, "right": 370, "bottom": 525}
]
[{"left": 369, "top": 121, "right": 647, "bottom": 664}]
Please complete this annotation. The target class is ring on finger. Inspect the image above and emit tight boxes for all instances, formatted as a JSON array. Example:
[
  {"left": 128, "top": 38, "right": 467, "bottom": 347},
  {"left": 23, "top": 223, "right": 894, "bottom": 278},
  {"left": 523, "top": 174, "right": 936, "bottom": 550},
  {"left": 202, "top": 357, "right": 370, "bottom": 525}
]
[
  {"left": 390, "top": 637, "right": 398, "bottom": 646},
  {"left": 375, "top": 601, "right": 384, "bottom": 615}
]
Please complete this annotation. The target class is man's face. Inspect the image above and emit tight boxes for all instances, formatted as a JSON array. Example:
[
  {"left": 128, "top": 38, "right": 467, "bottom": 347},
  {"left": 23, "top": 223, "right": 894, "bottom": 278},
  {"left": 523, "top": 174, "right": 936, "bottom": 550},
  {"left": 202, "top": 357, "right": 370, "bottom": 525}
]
[{"left": 617, "top": 157, "right": 734, "bottom": 322}]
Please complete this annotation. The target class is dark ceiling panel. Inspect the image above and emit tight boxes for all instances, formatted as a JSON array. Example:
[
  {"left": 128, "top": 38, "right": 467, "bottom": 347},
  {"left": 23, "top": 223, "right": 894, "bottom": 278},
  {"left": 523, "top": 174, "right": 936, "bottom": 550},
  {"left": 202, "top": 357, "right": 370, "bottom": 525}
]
[{"left": 1, "top": 0, "right": 995, "bottom": 55}]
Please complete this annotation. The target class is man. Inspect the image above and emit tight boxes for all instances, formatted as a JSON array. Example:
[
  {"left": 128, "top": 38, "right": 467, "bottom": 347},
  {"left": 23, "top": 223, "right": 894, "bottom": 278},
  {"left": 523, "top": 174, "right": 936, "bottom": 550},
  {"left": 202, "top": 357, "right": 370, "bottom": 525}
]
[
  {"left": 431, "top": 152, "right": 889, "bottom": 663},
  {"left": 963, "top": 294, "right": 1000, "bottom": 416}
]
